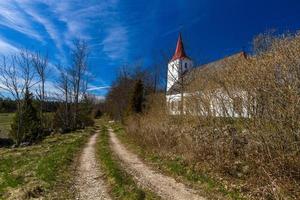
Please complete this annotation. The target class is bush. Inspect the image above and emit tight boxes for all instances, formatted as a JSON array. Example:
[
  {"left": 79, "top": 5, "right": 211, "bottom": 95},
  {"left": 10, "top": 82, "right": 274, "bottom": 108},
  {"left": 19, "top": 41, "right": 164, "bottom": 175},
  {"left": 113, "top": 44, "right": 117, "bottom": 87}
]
[
  {"left": 53, "top": 105, "right": 73, "bottom": 133},
  {"left": 53, "top": 96, "right": 94, "bottom": 133}
]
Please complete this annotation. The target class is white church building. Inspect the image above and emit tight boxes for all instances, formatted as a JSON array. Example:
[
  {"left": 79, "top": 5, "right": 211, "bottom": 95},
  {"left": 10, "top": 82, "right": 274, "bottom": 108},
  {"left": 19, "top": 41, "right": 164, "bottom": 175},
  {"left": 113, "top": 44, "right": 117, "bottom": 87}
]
[{"left": 166, "top": 34, "right": 249, "bottom": 118}]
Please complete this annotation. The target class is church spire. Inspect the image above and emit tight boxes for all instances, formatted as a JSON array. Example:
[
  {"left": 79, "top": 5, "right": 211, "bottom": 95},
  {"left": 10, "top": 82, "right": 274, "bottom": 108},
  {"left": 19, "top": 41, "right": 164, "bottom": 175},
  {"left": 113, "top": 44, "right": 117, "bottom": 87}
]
[{"left": 171, "top": 33, "right": 189, "bottom": 61}]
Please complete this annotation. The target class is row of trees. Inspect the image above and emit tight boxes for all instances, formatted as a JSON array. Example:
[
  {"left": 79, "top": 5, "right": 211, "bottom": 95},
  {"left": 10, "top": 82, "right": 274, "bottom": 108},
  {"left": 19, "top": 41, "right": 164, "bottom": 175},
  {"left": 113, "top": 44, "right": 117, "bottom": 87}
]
[
  {"left": 0, "top": 97, "right": 60, "bottom": 113},
  {"left": 0, "top": 98, "right": 17, "bottom": 112},
  {"left": 0, "top": 40, "right": 95, "bottom": 145},
  {"left": 104, "top": 65, "right": 164, "bottom": 120}
]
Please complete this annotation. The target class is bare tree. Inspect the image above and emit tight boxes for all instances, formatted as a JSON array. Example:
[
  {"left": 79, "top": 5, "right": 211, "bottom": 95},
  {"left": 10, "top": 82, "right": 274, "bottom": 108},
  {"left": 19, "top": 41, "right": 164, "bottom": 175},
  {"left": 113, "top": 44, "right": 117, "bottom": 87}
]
[
  {"left": 252, "top": 30, "right": 277, "bottom": 54},
  {"left": 55, "top": 65, "right": 71, "bottom": 130},
  {"left": 147, "top": 54, "right": 166, "bottom": 93},
  {"left": 32, "top": 51, "right": 48, "bottom": 123},
  {"left": 0, "top": 51, "right": 37, "bottom": 102},
  {"left": 69, "top": 40, "right": 89, "bottom": 128}
]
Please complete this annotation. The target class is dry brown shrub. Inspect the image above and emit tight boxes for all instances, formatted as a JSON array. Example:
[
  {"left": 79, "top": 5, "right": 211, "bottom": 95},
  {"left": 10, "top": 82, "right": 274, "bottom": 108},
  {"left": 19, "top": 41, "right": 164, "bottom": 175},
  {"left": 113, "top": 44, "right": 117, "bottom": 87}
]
[{"left": 125, "top": 33, "right": 300, "bottom": 199}]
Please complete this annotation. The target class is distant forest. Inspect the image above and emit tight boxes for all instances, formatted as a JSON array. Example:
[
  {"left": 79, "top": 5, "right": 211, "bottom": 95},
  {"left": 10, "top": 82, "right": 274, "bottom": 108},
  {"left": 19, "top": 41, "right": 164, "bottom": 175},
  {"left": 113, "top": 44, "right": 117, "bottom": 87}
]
[{"left": 0, "top": 98, "right": 60, "bottom": 113}]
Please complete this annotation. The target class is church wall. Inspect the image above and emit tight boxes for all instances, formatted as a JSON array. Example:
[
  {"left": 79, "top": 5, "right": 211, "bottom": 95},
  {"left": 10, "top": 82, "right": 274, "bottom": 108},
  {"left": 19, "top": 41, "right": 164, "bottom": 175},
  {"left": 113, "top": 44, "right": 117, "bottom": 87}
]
[{"left": 166, "top": 90, "right": 249, "bottom": 118}]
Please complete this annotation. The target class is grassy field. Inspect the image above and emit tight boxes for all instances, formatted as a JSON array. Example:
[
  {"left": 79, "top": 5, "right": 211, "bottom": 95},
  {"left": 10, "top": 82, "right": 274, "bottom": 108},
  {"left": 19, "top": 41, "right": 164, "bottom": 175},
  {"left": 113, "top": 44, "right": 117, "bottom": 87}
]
[
  {"left": 0, "top": 113, "right": 14, "bottom": 139},
  {"left": 0, "top": 127, "right": 93, "bottom": 200},
  {"left": 96, "top": 120, "right": 159, "bottom": 200}
]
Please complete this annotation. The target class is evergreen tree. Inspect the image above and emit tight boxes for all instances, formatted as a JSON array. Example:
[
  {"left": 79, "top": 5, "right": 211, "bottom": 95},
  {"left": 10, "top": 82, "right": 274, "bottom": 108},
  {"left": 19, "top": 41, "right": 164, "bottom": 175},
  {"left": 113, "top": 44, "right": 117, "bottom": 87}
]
[
  {"left": 130, "top": 79, "right": 144, "bottom": 113},
  {"left": 78, "top": 95, "right": 95, "bottom": 128},
  {"left": 10, "top": 88, "right": 41, "bottom": 145}
]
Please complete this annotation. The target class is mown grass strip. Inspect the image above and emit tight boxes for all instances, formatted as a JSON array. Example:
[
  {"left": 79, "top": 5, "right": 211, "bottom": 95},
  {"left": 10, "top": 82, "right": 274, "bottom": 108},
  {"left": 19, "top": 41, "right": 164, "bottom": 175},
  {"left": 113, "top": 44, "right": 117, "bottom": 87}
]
[
  {"left": 96, "top": 121, "right": 159, "bottom": 200},
  {"left": 0, "top": 127, "right": 93, "bottom": 200},
  {"left": 112, "top": 123, "right": 244, "bottom": 200}
]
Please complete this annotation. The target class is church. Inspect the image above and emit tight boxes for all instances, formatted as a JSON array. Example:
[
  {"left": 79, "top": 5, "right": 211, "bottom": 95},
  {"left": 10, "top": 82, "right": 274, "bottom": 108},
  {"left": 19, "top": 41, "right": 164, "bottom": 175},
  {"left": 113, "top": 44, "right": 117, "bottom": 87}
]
[{"left": 166, "top": 34, "right": 249, "bottom": 118}]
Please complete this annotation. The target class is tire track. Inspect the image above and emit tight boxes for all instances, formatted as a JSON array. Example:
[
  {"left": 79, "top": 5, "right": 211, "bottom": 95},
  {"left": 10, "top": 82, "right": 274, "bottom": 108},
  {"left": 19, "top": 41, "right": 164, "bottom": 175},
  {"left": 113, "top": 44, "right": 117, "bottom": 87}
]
[{"left": 75, "top": 132, "right": 111, "bottom": 200}]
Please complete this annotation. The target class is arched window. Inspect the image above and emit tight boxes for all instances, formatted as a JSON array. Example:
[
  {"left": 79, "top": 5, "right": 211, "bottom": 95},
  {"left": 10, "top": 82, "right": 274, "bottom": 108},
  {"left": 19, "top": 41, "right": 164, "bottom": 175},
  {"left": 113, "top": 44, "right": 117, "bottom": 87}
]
[{"left": 185, "top": 63, "right": 188, "bottom": 69}]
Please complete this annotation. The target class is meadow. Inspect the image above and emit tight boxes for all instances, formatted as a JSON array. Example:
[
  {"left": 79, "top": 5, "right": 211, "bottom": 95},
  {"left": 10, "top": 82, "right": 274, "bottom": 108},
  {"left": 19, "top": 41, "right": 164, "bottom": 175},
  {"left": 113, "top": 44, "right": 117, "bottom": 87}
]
[
  {"left": 0, "top": 113, "right": 14, "bottom": 139},
  {"left": 0, "top": 127, "right": 92, "bottom": 199}
]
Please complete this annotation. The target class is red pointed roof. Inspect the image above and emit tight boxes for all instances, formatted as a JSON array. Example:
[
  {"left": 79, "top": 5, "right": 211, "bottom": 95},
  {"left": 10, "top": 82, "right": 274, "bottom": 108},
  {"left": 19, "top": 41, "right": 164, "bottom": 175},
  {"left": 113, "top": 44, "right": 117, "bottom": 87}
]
[{"left": 171, "top": 33, "right": 190, "bottom": 62}]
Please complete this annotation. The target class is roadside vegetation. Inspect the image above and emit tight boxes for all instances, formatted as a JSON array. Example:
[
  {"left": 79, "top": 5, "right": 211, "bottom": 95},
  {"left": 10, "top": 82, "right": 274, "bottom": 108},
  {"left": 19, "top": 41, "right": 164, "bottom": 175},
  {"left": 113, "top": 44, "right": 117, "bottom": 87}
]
[
  {"left": 102, "top": 31, "right": 300, "bottom": 199},
  {"left": 112, "top": 122, "right": 242, "bottom": 200},
  {"left": 0, "top": 127, "right": 93, "bottom": 199},
  {"left": 96, "top": 119, "right": 159, "bottom": 200}
]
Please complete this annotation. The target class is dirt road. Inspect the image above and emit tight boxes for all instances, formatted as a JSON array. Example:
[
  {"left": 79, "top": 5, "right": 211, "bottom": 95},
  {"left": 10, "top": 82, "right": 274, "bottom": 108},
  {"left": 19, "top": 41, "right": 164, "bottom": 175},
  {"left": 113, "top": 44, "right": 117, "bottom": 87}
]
[{"left": 109, "top": 128, "right": 206, "bottom": 200}]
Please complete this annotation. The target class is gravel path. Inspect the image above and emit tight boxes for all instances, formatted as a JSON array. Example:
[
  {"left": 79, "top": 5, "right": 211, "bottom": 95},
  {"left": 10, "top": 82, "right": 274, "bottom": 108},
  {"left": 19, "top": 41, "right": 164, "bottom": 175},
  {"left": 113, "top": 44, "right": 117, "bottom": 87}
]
[
  {"left": 109, "top": 128, "right": 206, "bottom": 200},
  {"left": 75, "top": 131, "right": 111, "bottom": 200}
]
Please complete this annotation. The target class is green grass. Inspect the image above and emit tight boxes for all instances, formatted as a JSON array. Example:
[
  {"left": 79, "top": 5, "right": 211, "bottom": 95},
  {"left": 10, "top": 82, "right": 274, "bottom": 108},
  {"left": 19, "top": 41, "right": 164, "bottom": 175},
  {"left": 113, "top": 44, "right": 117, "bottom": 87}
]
[
  {"left": 0, "top": 127, "right": 92, "bottom": 200},
  {"left": 112, "top": 122, "right": 244, "bottom": 200},
  {"left": 0, "top": 112, "right": 55, "bottom": 139},
  {"left": 96, "top": 120, "right": 159, "bottom": 200},
  {"left": 0, "top": 113, "right": 14, "bottom": 138}
]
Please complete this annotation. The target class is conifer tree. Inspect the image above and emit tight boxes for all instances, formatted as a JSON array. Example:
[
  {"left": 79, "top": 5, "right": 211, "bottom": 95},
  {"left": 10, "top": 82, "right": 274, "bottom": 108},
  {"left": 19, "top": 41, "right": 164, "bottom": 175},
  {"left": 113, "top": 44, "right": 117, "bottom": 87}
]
[
  {"left": 130, "top": 79, "right": 144, "bottom": 113},
  {"left": 78, "top": 95, "right": 95, "bottom": 128},
  {"left": 10, "top": 88, "right": 41, "bottom": 145}
]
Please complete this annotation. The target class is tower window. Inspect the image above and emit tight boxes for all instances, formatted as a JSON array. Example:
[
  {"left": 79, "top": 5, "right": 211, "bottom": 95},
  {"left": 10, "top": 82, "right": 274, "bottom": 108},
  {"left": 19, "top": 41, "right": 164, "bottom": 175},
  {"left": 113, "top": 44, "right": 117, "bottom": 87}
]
[{"left": 185, "top": 63, "right": 188, "bottom": 69}]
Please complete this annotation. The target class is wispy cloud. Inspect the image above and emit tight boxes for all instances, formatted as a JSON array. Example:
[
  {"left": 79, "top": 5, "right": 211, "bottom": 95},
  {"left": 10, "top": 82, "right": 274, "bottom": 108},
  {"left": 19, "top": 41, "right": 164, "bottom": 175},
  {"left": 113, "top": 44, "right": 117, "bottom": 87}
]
[
  {"left": 0, "top": 36, "right": 19, "bottom": 55},
  {"left": 87, "top": 86, "right": 111, "bottom": 91},
  {"left": 0, "top": 0, "right": 130, "bottom": 62},
  {"left": 0, "top": 1, "right": 44, "bottom": 42},
  {"left": 23, "top": 6, "right": 64, "bottom": 52},
  {"left": 102, "top": 25, "right": 129, "bottom": 60}
]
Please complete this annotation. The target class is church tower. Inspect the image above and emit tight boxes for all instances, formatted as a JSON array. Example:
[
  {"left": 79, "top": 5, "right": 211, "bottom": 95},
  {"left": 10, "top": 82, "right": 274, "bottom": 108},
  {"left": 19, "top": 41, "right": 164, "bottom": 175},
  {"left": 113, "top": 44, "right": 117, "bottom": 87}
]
[{"left": 167, "top": 33, "right": 193, "bottom": 92}]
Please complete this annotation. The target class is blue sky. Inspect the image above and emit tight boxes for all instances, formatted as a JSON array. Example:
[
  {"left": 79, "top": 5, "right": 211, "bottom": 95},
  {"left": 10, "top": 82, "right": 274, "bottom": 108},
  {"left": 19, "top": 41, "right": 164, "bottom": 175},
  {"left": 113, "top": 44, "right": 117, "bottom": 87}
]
[{"left": 0, "top": 0, "right": 300, "bottom": 98}]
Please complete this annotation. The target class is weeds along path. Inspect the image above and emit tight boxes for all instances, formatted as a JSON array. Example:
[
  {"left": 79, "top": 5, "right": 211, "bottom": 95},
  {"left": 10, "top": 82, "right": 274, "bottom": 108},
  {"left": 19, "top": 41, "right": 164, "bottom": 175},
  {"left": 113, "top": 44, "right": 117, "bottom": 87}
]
[
  {"left": 75, "top": 131, "right": 111, "bottom": 200},
  {"left": 109, "top": 128, "right": 206, "bottom": 200}
]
